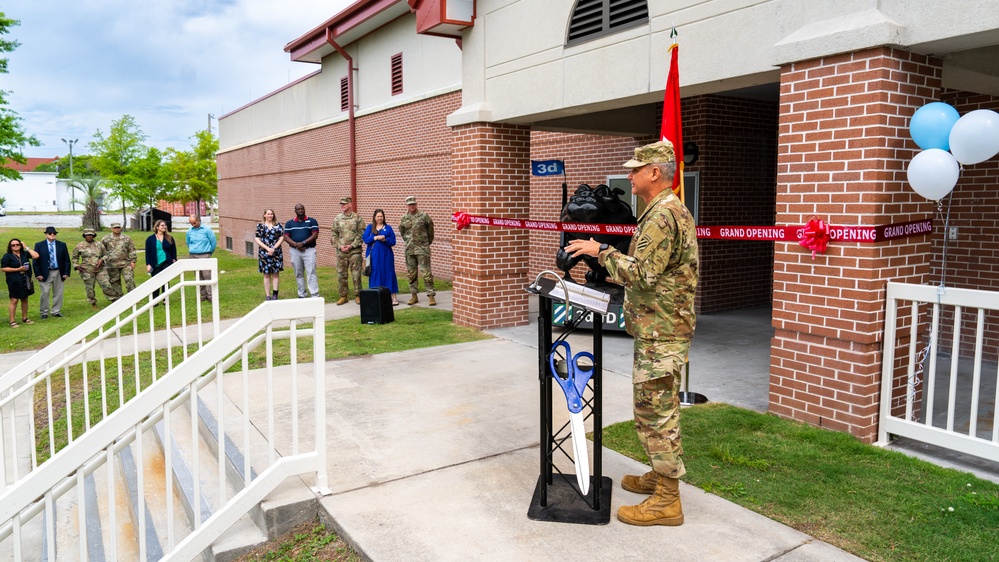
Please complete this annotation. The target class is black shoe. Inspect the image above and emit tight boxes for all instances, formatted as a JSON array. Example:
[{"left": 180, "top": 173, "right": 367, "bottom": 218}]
[
  {"left": 52, "top": 313, "right": 63, "bottom": 317},
  {"left": 40, "top": 315, "right": 48, "bottom": 320}
]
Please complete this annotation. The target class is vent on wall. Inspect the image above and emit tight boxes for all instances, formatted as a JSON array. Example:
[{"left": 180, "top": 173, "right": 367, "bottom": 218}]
[
  {"left": 245, "top": 241, "right": 254, "bottom": 257},
  {"left": 225, "top": 236, "right": 233, "bottom": 251},
  {"left": 566, "top": 0, "right": 648, "bottom": 46},
  {"left": 340, "top": 76, "right": 349, "bottom": 111},
  {"left": 391, "top": 53, "right": 403, "bottom": 96}
]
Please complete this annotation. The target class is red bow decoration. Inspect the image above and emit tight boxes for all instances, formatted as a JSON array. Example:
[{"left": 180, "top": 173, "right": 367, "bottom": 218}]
[
  {"left": 453, "top": 212, "right": 471, "bottom": 231},
  {"left": 799, "top": 217, "right": 830, "bottom": 259}
]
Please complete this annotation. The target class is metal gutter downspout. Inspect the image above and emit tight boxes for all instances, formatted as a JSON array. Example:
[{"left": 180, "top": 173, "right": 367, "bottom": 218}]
[{"left": 327, "top": 28, "right": 357, "bottom": 205}]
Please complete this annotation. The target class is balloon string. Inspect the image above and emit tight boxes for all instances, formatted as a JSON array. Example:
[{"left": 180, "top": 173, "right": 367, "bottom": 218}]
[{"left": 937, "top": 178, "right": 956, "bottom": 302}]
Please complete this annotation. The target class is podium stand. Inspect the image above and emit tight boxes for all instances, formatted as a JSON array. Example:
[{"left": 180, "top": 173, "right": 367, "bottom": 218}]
[{"left": 526, "top": 277, "right": 612, "bottom": 525}]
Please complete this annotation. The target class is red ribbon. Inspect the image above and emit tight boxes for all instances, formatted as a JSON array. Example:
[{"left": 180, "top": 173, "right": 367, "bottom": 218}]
[
  {"left": 453, "top": 212, "right": 471, "bottom": 231},
  {"left": 798, "top": 218, "right": 830, "bottom": 259}
]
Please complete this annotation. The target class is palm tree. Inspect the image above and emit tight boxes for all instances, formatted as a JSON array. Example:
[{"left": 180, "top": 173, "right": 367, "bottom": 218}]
[{"left": 69, "top": 177, "right": 105, "bottom": 232}]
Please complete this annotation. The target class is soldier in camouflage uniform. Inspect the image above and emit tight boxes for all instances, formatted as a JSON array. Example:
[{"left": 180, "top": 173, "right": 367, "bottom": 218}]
[
  {"left": 101, "top": 221, "right": 138, "bottom": 299},
  {"left": 73, "top": 229, "right": 115, "bottom": 309},
  {"left": 566, "top": 140, "right": 697, "bottom": 527},
  {"left": 399, "top": 195, "right": 436, "bottom": 306},
  {"left": 331, "top": 196, "right": 364, "bottom": 305}
]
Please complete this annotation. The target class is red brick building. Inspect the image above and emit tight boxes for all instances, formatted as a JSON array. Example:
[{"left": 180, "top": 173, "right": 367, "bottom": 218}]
[{"left": 218, "top": 1, "right": 999, "bottom": 443}]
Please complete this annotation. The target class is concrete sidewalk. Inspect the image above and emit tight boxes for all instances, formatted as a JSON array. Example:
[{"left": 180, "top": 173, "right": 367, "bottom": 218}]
[{"left": 289, "top": 293, "right": 861, "bottom": 561}]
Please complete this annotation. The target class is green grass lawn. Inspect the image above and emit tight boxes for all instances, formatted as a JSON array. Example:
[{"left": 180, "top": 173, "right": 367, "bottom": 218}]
[
  {"left": 604, "top": 403, "right": 999, "bottom": 562},
  {"left": 0, "top": 224, "right": 452, "bottom": 352}
]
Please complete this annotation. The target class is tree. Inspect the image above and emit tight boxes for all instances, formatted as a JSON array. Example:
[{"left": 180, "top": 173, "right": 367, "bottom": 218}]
[
  {"left": 69, "top": 177, "right": 105, "bottom": 232},
  {"left": 132, "top": 146, "right": 170, "bottom": 212},
  {"left": 36, "top": 154, "right": 97, "bottom": 178},
  {"left": 89, "top": 115, "right": 147, "bottom": 223},
  {"left": 163, "top": 129, "right": 219, "bottom": 213},
  {"left": 0, "top": 12, "right": 39, "bottom": 182}
]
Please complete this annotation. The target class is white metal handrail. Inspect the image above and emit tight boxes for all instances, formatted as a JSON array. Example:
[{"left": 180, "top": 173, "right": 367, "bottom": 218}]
[
  {"left": 0, "top": 298, "right": 329, "bottom": 560},
  {"left": 877, "top": 282, "right": 999, "bottom": 463},
  {"left": 0, "top": 259, "right": 220, "bottom": 493}
]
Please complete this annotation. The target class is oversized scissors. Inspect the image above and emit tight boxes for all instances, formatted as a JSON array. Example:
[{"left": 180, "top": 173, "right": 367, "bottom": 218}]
[{"left": 548, "top": 340, "right": 594, "bottom": 494}]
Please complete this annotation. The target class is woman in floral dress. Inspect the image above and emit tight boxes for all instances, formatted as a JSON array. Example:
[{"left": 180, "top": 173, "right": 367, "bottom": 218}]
[{"left": 254, "top": 209, "right": 285, "bottom": 300}]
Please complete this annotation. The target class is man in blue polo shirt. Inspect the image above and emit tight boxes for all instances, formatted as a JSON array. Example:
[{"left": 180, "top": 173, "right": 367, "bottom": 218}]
[
  {"left": 284, "top": 203, "right": 320, "bottom": 298},
  {"left": 186, "top": 214, "right": 217, "bottom": 301}
]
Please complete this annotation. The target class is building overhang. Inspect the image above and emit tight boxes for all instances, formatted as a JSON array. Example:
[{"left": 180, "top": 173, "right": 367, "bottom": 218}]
[{"left": 285, "top": 0, "right": 413, "bottom": 63}]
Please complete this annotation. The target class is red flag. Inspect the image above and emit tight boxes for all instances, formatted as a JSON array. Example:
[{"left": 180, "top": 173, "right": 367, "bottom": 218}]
[{"left": 660, "top": 43, "right": 684, "bottom": 197}]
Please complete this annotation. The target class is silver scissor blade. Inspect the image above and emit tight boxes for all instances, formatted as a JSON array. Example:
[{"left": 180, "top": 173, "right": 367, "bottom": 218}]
[{"left": 568, "top": 412, "right": 590, "bottom": 495}]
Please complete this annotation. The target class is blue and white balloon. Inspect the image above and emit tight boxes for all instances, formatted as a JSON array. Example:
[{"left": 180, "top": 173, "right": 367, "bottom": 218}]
[{"left": 909, "top": 102, "right": 960, "bottom": 151}]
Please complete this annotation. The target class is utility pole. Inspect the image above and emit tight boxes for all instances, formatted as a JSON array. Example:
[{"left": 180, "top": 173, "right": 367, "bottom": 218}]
[
  {"left": 207, "top": 113, "right": 214, "bottom": 133},
  {"left": 61, "top": 138, "right": 78, "bottom": 211}
]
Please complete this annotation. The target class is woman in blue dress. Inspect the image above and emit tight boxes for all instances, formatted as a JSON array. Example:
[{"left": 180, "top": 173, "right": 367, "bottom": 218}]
[
  {"left": 254, "top": 208, "right": 285, "bottom": 300},
  {"left": 362, "top": 208, "right": 400, "bottom": 305}
]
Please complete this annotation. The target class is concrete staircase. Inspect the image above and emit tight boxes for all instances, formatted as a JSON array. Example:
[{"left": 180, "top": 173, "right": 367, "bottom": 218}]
[{"left": 12, "top": 377, "right": 318, "bottom": 561}]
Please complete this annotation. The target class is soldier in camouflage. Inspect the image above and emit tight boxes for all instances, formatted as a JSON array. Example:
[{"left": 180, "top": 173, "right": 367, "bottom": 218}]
[
  {"left": 101, "top": 221, "right": 138, "bottom": 299},
  {"left": 331, "top": 196, "right": 364, "bottom": 305},
  {"left": 566, "top": 140, "right": 698, "bottom": 527},
  {"left": 73, "top": 229, "right": 115, "bottom": 310},
  {"left": 399, "top": 195, "right": 435, "bottom": 306}
]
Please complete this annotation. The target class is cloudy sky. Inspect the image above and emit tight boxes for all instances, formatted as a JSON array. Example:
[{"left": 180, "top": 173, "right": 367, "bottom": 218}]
[{"left": 4, "top": 0, "right": 353, "bottom": 159}]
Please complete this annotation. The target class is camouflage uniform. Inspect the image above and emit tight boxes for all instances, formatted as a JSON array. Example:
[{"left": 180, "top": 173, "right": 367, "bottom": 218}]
[
  {"left": 73, "top": 235, "right": 114, "bottom": 306},
  {"left": 400, "top": 209, "right": 435, "bottom": 296},
  {"left": 331, "top": 209, "right": 364, "bottom": 298},
  {"left": 600, "top": 187, "right": 698, "bottom": 479},
  {"left": 101, "top": 230, "right": 138, "bottom": 298}
]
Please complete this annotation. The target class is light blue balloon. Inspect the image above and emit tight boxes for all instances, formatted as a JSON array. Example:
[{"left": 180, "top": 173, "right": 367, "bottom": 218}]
[{"left": 910, "top": 102, "right": 960, "bottom": 150}]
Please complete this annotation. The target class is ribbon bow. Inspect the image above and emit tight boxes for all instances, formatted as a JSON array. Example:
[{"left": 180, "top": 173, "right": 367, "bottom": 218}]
[
  {"left": 453, "top": 211, "right": 471, "bottom": 231},
  {"left": 799, "top": 218, "right": 830, "bottom": 259}
]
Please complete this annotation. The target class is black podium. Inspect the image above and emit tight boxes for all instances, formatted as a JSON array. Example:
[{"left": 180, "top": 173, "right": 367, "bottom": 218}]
[{"left": 526, "top": 277, "right": 612, "bottom": 525}]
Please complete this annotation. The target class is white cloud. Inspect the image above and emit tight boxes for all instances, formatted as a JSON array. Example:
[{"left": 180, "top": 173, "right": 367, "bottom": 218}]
[{"left": 4, "top": 0, "right": 350, "bottom": 158}]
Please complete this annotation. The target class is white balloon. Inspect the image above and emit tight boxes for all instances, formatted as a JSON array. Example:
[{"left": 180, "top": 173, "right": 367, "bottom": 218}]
[
  {"left": 949, "top": 109, "right": 999, "bottom": 165},
  {"left": 907, "top": 148, "right": 960, "bottom": 200}
]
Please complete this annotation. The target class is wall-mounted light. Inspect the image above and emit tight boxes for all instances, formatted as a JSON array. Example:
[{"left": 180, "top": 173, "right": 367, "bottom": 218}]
[{"left": 683, "top": 142, "right": 699, "bottom": 166}]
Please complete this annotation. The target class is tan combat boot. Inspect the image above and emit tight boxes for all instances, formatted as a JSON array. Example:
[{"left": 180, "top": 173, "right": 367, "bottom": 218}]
[
  {"left": 428, "top": 295, "right": 436, "bottom": 306},
  {"left": 621, "top": 470, "right": 658, "bottom": 495},
  {"left": 407, "top": 294, "right": 419, "bottom": 305},
  {"left": 336, "top": 296, "right": 348, "bottom": 306},
  {"left": 616, "top": 476, "right": 684, "bottom": 526}
]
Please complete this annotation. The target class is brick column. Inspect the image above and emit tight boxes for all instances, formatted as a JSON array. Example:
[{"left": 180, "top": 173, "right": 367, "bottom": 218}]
[
  {"left": 451, "top": 123, "right": 532, "bottom": 329},
  {"left": 772, "top": 48, "right": 942, "bottom": 442}
]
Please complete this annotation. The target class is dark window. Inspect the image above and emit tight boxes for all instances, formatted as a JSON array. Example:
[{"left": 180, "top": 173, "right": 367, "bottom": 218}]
[
  {"left": 225, "top": 236, "right": 233, "bottom": 251},
  {"left": 391, "top": 53, "right": 403, "bottom": 96},
  {"left": 245, "top": 241, "right": 254, "bottom": 257},
  {"left": 566, "top": 0, "right": 648, "bottom": 46},
  {"left": 340, "top": 76, "right": 349, "bottom": 111}
]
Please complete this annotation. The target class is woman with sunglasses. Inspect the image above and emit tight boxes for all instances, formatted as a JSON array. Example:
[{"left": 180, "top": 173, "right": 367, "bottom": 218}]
[{"left": 2, "top": 238, "right": 40, "bottom": 327}]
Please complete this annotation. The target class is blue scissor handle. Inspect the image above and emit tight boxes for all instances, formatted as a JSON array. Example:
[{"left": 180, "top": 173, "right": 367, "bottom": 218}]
[{"left": 548, "top": 341, "right": 594, "bottom": 414}]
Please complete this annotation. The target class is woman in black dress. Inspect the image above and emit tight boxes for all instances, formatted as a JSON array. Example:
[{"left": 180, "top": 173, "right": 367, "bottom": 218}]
[
  {"left": 254, "top": 208, "right": 285, "bottom": 300},
  {"left": 2, "top": 238, "right": 40, "bottom": 327}
]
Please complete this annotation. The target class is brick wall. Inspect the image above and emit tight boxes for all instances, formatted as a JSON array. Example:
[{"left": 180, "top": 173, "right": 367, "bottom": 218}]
[
  {"left": 772, "top": 48, "right": 941, "bottom": 442},
  {"left": 686, "top": 95, "right": 779, "bottom": 312},
  {"left": 451, "top": 123, "right": 532, "bottom": 328},
  {"left": 218, "top": 92, "right": 461, "bottom": 281}
]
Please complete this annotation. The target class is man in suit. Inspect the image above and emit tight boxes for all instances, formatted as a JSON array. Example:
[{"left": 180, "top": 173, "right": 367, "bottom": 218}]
[{"left": 34, "top": 226, "right": 72, "bottom": 318}]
